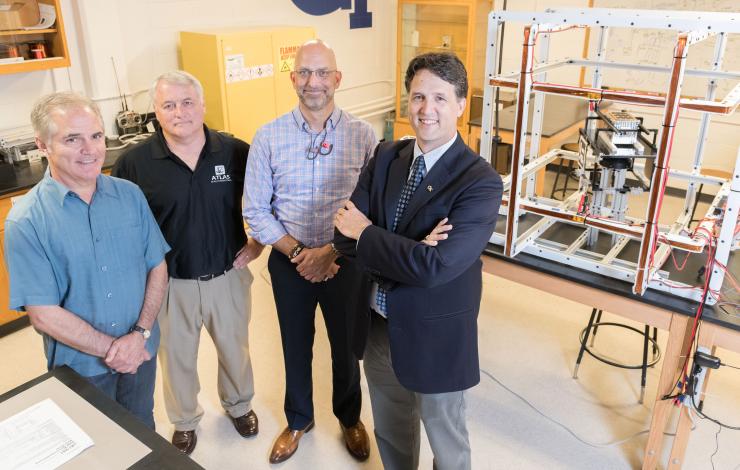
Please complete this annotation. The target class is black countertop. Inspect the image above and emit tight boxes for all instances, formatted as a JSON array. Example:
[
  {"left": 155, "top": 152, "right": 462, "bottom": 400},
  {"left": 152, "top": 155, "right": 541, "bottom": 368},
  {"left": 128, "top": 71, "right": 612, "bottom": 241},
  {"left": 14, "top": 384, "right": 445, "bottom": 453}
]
[
  {"left": 483, "top": 240, "right": 740, "bottom": 334},
  {"left": 0, "top": 140, "right": 124, "bottom": 198},
  {"left": 0, "top": 366, "right": 203, "bottom": 469}
]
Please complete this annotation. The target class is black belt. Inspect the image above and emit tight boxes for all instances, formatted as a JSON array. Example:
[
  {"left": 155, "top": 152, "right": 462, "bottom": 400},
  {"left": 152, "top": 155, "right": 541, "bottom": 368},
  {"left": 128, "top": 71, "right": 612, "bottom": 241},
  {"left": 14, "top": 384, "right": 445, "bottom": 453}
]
[{"left": 195, "top": 266, "right": 232, "bottom": 281}]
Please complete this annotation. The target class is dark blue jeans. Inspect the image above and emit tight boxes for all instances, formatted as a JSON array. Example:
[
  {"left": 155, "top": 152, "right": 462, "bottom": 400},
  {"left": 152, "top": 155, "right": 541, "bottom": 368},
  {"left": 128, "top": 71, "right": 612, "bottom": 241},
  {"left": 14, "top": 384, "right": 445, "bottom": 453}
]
[{"left": 85, "top": 355, "right": 157, "bottom": 429}]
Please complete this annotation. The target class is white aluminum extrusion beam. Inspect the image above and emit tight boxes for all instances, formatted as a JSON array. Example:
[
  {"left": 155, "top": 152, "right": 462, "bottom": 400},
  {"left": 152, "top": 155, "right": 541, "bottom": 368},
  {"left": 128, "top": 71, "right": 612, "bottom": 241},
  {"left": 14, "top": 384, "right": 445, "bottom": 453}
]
[
  {"left": 491, "top": 8, "right": 740, "bottom": 33},
  {"left": 567, "top": 59, "right": 740, "bottom": 80},
  {"left": 708, "top": 151, "right": 740, "bottom": 296}
]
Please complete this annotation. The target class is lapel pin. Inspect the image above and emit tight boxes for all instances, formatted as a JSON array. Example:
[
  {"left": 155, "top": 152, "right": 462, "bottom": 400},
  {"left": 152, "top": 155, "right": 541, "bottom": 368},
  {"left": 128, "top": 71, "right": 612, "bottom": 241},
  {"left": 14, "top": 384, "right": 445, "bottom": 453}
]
[{"left": 427, "top": 185, "right": 433, "bottom": 192}]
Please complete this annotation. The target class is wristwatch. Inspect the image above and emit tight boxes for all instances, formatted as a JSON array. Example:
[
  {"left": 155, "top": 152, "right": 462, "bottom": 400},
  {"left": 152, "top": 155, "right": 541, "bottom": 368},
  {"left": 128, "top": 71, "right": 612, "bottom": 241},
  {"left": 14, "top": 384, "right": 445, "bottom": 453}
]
[
  {"left": 130, "top": 324, "right": 151, "bottom": 340},
  {"left": 288, "top": 242, "right": 306, "bottom": 260},
  {"left": 330, "top": 242, "right": 341, "bottom": 258}
]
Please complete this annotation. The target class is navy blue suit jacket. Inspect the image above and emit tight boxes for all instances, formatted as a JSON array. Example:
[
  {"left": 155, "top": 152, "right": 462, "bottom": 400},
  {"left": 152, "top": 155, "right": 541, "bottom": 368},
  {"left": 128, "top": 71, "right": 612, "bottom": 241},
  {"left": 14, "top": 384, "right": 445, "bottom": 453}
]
[{"left": 335, "top": 135, "right": 503, "bottom": 394}]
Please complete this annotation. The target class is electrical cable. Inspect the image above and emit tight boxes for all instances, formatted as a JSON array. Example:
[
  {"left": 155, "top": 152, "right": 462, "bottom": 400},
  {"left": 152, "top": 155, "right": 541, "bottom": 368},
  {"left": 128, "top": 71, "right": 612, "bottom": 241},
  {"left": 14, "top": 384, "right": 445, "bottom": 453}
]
[
  {"left": 479, "top": 368, "right": 693, "bottom": 448},
  {"left": 105, "top": 133, "right": 152, "bottom": 151},
  {"left": 710, "top": 423, "right": 721, "bottom": 470},
  {"left": 671, "top": 231, "right": 716, "bottom": 400},
  {"left": 690, "top": 386, "right": 740, "bottom": 430}
]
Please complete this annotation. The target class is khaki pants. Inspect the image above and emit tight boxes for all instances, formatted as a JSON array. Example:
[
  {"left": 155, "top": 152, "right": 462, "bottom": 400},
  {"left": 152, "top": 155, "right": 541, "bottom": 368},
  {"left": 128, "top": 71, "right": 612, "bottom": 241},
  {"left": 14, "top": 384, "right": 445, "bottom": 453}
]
[{"left": 159, "top": 267, "right": 255, "bottom": 431}]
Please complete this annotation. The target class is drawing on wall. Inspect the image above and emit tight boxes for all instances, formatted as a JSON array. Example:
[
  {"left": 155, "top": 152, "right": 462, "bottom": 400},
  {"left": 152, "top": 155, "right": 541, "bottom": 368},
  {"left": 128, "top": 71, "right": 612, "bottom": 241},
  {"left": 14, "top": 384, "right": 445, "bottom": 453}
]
[{"left": 591, "top": 0, "right": 739, "bottom": 97}]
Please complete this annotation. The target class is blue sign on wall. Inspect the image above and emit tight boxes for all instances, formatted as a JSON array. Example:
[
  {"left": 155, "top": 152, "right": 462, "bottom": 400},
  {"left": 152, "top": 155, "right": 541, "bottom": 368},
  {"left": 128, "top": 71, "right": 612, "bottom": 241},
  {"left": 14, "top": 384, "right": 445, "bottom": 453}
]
[{"left": 291, "top": 0, "right": 372, "bottom": 29}]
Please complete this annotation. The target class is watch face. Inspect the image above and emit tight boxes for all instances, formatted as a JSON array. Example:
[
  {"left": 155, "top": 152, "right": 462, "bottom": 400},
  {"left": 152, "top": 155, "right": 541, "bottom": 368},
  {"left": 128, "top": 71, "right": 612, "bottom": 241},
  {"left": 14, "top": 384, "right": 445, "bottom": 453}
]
[{"left": 133, "top": 325, "right": 151, "bottom": 339}]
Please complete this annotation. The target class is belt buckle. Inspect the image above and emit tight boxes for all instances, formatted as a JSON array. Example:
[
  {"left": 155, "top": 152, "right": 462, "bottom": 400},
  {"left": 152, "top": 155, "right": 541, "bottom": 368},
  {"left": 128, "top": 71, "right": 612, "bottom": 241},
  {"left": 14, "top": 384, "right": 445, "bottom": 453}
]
[{"left": 195, "top": 266, "right": 231, "bottom": 282}]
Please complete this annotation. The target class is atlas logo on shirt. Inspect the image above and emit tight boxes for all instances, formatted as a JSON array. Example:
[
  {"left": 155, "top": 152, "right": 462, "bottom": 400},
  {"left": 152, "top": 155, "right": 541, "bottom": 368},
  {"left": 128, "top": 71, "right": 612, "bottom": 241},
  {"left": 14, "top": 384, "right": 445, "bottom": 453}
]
[{"left": 212, "top": 165, "right": 231, "bottom": 183}]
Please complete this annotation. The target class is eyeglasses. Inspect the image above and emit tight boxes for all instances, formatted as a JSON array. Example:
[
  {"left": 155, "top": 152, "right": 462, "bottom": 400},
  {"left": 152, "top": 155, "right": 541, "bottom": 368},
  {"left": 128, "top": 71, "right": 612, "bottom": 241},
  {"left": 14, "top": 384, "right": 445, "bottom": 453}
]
[{"left": 294, "top": 69, "right": 337, "bottom": 81}]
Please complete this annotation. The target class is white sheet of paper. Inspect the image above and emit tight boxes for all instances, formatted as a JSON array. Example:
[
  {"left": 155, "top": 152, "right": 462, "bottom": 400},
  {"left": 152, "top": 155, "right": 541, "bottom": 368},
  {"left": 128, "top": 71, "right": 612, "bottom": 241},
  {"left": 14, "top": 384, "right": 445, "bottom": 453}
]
[{"left": 0, "top": 398, "right": 93, "bottom": 470}]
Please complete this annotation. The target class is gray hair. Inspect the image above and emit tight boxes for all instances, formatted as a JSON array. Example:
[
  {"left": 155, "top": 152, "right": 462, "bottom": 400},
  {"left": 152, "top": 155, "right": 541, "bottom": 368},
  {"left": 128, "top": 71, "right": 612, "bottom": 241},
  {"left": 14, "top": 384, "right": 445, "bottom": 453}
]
[
  {"left": 30, "top": 92, "right": 104, "bottom": 144},
  {"left": 149, "top": 70, "right": 204, "bottom": 103}
]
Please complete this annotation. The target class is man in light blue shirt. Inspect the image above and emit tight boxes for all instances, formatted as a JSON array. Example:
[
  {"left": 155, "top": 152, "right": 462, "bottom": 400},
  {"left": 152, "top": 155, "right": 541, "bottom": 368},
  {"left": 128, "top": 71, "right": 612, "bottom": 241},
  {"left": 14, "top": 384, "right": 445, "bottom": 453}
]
[{"left": 4, "top": 92, "right": 170, "bottom": 429}]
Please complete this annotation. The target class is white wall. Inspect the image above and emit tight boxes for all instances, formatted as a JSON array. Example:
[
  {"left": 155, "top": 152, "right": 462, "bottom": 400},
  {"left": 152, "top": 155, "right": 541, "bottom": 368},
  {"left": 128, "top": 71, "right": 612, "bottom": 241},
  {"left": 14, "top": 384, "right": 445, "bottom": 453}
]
[{"left": 0, "top": 0, "right": 397, "bottom": 137}]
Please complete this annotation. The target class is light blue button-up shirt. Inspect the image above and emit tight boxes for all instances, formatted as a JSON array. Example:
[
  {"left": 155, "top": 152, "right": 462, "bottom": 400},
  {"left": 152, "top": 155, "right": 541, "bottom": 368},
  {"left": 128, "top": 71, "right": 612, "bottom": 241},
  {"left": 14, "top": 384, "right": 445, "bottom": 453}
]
[
  {"left": 4, "top": 171, "right": 170, "bottom": 376},
  {"left": 244, "top": 107, "right": 377, "bottom": 247}
]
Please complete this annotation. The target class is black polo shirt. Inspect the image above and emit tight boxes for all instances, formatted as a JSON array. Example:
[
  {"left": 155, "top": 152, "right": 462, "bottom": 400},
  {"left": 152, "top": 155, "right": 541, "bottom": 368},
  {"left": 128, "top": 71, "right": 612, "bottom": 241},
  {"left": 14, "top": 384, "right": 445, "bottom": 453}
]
[{"left": 113, "top": 126, "right": 248, "bottom": 279}]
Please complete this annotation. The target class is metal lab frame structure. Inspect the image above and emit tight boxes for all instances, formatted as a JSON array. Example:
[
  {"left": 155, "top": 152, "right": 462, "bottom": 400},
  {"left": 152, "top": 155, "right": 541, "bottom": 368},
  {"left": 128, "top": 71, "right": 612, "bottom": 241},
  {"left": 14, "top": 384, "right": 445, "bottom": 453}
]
[{"left": 480, "top": 8, "right": 740, "bottom": 304}]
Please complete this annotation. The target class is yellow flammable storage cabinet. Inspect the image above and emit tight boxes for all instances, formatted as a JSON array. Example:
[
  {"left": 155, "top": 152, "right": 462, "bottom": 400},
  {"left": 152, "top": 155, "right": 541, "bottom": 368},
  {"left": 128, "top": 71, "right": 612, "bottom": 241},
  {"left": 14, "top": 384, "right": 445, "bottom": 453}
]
[{"left": 180, "top": 26, "right": 315, "bottom": 143}]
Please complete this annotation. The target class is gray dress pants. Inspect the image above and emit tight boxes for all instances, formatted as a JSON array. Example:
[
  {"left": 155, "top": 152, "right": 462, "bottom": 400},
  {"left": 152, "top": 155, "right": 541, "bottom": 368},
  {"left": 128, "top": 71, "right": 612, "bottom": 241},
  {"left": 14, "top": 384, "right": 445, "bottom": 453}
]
[{"left": 363, "top": 314, "right": 471, "bottom": 470}]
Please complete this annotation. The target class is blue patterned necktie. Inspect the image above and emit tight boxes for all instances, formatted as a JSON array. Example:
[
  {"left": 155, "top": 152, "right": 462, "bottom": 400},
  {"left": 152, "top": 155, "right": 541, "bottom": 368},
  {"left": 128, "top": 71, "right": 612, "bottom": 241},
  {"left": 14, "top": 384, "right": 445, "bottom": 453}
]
[{"left": 376, "top": 155, "right": 427, "bottom": 315}]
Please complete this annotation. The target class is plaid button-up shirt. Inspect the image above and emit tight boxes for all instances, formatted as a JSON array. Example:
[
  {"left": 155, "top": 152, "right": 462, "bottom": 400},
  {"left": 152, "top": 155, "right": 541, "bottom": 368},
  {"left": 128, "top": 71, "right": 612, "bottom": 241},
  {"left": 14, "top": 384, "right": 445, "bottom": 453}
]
[{"left": 244, "top": 107, "right": 377, "bottom": 247}]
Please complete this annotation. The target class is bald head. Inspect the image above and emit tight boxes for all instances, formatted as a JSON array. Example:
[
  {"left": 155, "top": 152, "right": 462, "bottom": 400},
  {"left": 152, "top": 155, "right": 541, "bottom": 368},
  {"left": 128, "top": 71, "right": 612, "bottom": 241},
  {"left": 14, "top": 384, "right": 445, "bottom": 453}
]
[
  {"left": 295, "top": 39, "right": 337, "bottom": 70},
  {"left": 291, "top": 39, "right": 342, "bottom": 115}
]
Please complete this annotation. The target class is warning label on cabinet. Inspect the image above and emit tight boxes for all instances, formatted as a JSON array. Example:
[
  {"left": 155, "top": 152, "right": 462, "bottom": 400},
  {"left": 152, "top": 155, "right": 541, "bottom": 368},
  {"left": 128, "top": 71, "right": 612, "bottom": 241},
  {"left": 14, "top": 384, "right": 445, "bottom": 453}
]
[
  {"left": 225, "top": 54, "right": 274, "bottom": 83},
  {"left": 279, "top": 44, "right": 300, "bottom": 73}
]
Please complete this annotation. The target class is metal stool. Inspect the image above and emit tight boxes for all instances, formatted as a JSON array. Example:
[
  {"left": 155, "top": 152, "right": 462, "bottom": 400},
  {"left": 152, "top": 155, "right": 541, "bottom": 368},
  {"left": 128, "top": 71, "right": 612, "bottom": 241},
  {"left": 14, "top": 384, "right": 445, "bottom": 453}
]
[
  {"left": 550, "top": 142, "right": 579, "bottom": 199},
  {"left": 573, "top": 308, "right": 661, "bottom": 404}
]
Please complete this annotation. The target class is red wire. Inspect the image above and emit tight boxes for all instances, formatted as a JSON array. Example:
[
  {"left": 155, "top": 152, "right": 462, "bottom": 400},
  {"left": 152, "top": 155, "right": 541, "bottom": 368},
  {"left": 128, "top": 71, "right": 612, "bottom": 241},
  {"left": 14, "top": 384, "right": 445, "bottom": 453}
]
[
  {"left": 676, "top": 236, "right": 715, "bottom": 397},
  {"left": 668, "top": 248, "right": 692, "bottom": 271}
]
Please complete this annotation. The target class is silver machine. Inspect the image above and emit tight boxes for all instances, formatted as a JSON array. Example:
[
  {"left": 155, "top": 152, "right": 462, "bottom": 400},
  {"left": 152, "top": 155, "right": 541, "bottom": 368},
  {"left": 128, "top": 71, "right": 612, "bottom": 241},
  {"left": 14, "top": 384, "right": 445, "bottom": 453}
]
[{"left": 578, "top": 108, "right": 657, "bottom": 247}]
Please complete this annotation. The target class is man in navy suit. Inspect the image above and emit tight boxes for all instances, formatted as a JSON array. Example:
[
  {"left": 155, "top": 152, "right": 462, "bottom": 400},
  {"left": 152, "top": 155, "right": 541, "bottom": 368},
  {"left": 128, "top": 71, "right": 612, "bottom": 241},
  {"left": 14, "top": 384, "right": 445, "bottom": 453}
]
[{"left": 334, "top": 53, "right": 503, "bottom": 470}]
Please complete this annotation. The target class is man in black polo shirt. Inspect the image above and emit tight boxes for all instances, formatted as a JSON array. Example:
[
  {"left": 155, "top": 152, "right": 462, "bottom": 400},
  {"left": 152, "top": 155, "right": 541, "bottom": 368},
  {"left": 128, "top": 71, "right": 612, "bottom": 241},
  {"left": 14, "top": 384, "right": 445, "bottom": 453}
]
[{"left": 113, "top": 70, "right": 263, "bottom": 455}]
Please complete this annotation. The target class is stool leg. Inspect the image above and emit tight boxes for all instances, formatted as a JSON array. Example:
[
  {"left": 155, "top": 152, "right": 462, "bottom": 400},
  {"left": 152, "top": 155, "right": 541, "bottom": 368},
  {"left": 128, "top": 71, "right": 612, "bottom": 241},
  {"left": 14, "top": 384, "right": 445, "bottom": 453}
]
[
  {"left": 651, "top": 327, "right": 658, "bottom": 360},
  {"left": 574, "top": 308, "right": 598, "bottom": 379},
  {"left": 560, "top": 159, "right": 575, "bottom": 200},
  {"left": 589, "top": 309, "right": 603, "bottom": 347},
  {"left": 640, "top": 324, "right": 650, "bottom": 404},
  {"left": 550, "top": 159, "right": 566, "bottom": 199},
  {"left": 689, "top": 183, "right": 704, "bottom": 223}
]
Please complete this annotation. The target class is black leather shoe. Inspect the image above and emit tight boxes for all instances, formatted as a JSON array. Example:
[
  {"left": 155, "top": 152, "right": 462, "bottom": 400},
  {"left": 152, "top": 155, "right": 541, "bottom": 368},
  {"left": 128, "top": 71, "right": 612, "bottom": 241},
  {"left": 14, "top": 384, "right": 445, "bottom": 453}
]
[
  {"left": 172, "top": 430, "right": 197, "bottom": 455},
  {"left": 232, "top": 409, "right": 259, "bottom": 437}
]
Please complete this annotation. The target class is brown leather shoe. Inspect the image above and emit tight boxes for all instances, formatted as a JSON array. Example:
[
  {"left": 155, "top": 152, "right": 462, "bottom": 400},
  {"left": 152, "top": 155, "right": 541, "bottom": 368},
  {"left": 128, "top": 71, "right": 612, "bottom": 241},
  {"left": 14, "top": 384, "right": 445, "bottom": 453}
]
[
  {"left": 268, "top": 420, "right": 315, "bottom": 464},
  {"left": 340, "top": 420, "right": 370, "bottom": 461},
  {"left": 172, "top": 430, "right": 197, "bottom": 455},
  {"left": 232, "top": 410, "right": 259, "bottom": 437}
]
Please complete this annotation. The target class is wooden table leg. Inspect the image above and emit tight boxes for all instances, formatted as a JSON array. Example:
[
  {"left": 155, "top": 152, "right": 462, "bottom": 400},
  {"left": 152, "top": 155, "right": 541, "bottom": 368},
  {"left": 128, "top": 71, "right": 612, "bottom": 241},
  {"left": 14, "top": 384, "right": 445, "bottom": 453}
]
[
  {"left": 643, "top": 313, "right": 693, "bottom": 470},
  {"left": 666, "top": 406, "right": 692, "bottom": 469},
  {"left": 666, "top": 324, "right": 718, "bottom": 468}
]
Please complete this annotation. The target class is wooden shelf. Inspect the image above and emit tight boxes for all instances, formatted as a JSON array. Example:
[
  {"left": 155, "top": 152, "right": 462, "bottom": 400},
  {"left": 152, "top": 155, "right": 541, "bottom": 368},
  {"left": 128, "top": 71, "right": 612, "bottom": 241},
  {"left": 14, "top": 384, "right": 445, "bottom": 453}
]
[
  {"left": 0, "top": 28, "right": 57, "bottom": 37},
  {"left": 402, "top": 44, "right": 468, "bottom": 54},
  {"left": 0, "top": 0, "right": 69, "bottom": 75},
  {"left": 401, "top": 18, "right": 468, "bottom": 26},
  {"left": 0, "top": 56, "right": 69, "bottom": 74},
  {"left": 395, "top": 0, "right": 492, "bottom": 141}
]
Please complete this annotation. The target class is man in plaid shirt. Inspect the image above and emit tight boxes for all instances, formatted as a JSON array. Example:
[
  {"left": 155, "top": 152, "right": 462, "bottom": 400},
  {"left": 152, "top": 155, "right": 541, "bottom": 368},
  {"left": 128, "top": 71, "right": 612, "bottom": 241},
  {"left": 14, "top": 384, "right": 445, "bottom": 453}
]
[{"left": 243, "top": 39, "right": 377, "bottom": 464}]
